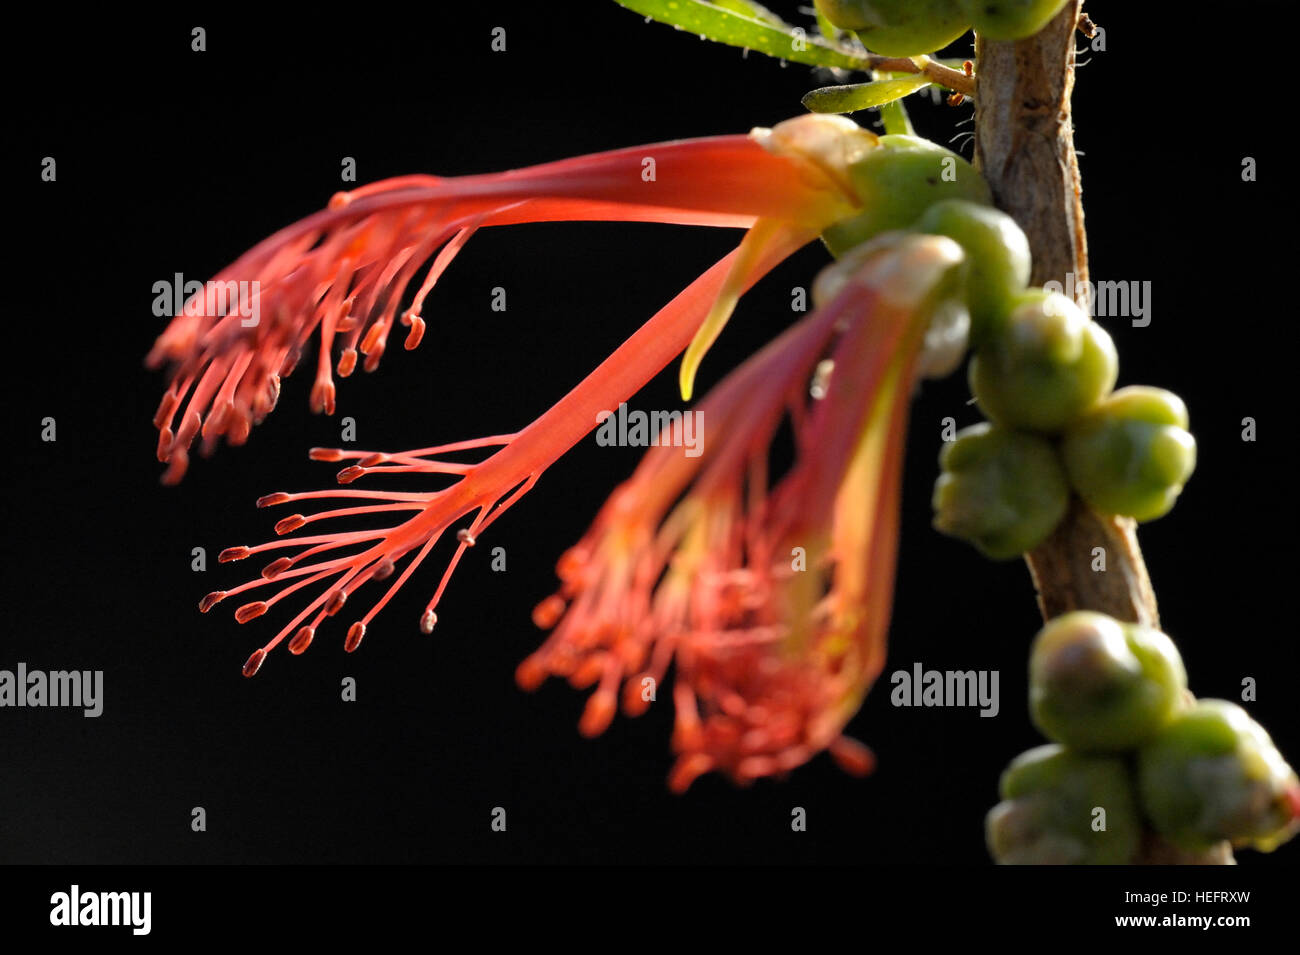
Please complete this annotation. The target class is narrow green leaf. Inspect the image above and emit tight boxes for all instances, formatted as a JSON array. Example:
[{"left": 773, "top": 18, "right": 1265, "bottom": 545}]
[
  {"left": 710, "top": 0, "right": 782, "bottom": 25},
  {"left": 615, "top": 0, "right": 872, "bottom": 71},
  {"left": 801, "top": 76, "right": 933, "bottom": 114}
]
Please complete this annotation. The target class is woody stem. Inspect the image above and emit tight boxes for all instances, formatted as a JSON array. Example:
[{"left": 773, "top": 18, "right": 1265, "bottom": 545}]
[{"left": 971, "top": 0, "right": 1232, "bottom": 865}]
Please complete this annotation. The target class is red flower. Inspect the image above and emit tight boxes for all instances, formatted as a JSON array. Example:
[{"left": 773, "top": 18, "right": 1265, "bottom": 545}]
[
  {"left": 519, "top": 235, "right": 963, "bottom": 789},
  {"left": 149, "top": 116, "right": 876, "bottom": 483},
  {"left": 202, "top": 237, "right": 804, "bottom": 673}
]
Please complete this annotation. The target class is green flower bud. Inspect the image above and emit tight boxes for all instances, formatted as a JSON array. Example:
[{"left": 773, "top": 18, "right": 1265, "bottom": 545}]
[
  {"left": 932, "top": 422, "right": 1069, "bottom": 559},
  {"left": 914, "top": 199, "right": 1031, "bottom": 345},
  {"left": 1061, "top": 386, "right": 1196, "bottom": 522},
  {"left": 987, "top": 744, "right": 1141, "bottom": 864},
  {"left": 969, "top": 290, "right": 1118, "bottom": 433},
  {"left": 814, "top": 0, "right": 970, "bottom": 56},
  {"left": 822, "top": 135, "right": 992, "bottom": 256},
  {"left": 959, "top": 0, "right": 1069, "bottom": 41},
  {"left": 1137, "top": 700, "right": 1300, "bottom": 853},
  {"left": 1029, "top": 611, "right": 1187, "bottom": 752}
]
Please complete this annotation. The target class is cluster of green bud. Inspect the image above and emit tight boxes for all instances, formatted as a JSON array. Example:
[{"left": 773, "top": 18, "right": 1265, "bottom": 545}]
[
  {"left": 1029, "top": 612, "right": 1185, "bottom": 751},
  {"left": 987, "top": 612, "right": 1300, "bottom": 863},
  {"left": 899, "top": 199, "right": 1196, "bottom": 556},
  {"left": 1139, "top": 700, "right": 1300, "bottom": 853},
  {"left": 914, "top": 199, "right": 1030, "bottom": 347},
  {"left": 1061, "top": 387, "right": 1197, "bottom": 522},
  {"left": 931, "top": 423, "right": 1067, "bottom": 560},
  {"left": 986, "top": 744, "right": 1140, "bottom": 864},
  {"left": 813, "top": 0, "right": 1070, "bottom": 56},
  {"left": 818, "top": 138, "right": 1195, "bottom": 556},
  {"left": 968, "top": 289, "right": 1117, "bottom": 433}
]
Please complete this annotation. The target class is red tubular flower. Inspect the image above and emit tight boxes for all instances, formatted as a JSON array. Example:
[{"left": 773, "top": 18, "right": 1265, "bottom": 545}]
[
  {"left": 173, "top": 115, "right": 966, "bottom": 792},
  {"left": 519, "top": 235, "right": 964, "bottom": 789},
  {"left": 203, "top": 234, "right": 806, "bottom": 673},
  {"left": 148, "top": 116, "right": 878, "bottom": 483}
]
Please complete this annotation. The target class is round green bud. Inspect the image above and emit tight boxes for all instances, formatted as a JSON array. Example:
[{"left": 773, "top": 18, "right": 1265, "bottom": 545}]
[
  {"left": 969, "top": 289, "right": 1118, "bottom": 433},
  {"left": 959, "top": 0, "right": 1069, "bottom": 41},
  {"left": 932, "top": 422, "right": 1069, "bottom": 559},
  {"left": 987, "top": 744, "right": 1141, "bottom": 864},
  {"left": 1029, "top": 611, "right": 1187, "bottom": 752},
  {"left": 815, "top": 1, "right": 970, "bottom": 56},
  {"left": 813, "top": 0, "right": 888, "bottom": 30},
  {"left": 914, "top": 199, "right": 1031, "bottom": 345},
  {"left": 1137, "top": 700, "right": 1300, "bottom": 853},
  {"left": 822, "top": 135, "right": 992, "bottom": 257},
  {"left": 1061, "top": 386, "right": 1196, "bottom": 522}
]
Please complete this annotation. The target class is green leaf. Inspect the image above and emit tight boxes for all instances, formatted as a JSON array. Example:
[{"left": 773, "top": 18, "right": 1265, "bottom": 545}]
[
  {"left": 709, "top": 0, "right": 782, "bottom": 25},
  {"left": 615, "top": 0, "right": 872, "bottom": 71},
  {"left": 801, "top": 76, "right": 933, "bottom": 114}
]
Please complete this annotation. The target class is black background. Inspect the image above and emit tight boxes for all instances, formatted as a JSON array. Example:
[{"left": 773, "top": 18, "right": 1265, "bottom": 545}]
[{"left": 3, "top": 2, "right": 1295, "bottom": 869}]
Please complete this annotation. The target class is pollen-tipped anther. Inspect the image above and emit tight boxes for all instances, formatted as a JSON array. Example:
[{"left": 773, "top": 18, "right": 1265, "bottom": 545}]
[
  {"left": 345, "top": 622, "right": 366, "bottom": 653},
  {"left": 218, "top": 546, "right": 251, "bottom": 563},
  {"left": 288, "top": 627, "right": 315, "bottom": 655},
  {"left": 337, "top": 349, "right": 358, "bottom": 377},
  {"left": 579, "top": 691, "right": 618, "bottom": 739},
  {"left": 274, "top": 514, "right": 307, "bottom": 535},
  {"left": 532, "top": 595, "right": 566, "bottom": 630},
  {"left": 155, "top": 428, "right": 173, "bottom": 463},
  {"left": 235, "top": 601, "right": 269, "bottom": 624},
  {"left": 261, "top": 557, "right": 294, "bottom": 580},
  {"left": 242, "top": 649, "right": 267, "bottom": 678},
  {"left": 828, "top": 736, "right": 877, "bottom": 777},
  {"left": 310, "top": 380, "right": 336, "bottom": 416},
  {"left": 404, "top": 315, "right": 426, "bottom": 350},
  {"left": 515, "top": 655, "right": 547, "bottom": 692},
  {"left": 199, "top": 591, "right": 227, "bottom": 613}
]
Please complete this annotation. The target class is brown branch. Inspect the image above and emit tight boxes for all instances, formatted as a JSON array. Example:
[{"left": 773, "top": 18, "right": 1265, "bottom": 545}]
[
  {"left": 865, "top": 53, "right": 976, "bottom": 96},
  {"left": 970, "top": 1, "right": 1233, "bottom": 866}
]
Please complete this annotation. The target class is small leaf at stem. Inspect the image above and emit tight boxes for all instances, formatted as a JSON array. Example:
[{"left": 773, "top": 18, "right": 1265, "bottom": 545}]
[{"left": 802, "top": 76, "right": 932, "bottom": 114}]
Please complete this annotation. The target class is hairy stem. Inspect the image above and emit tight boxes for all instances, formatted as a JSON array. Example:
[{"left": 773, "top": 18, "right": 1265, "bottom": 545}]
[{"left": 971, "top": 0, "right": 1232, "bottom": 865}]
